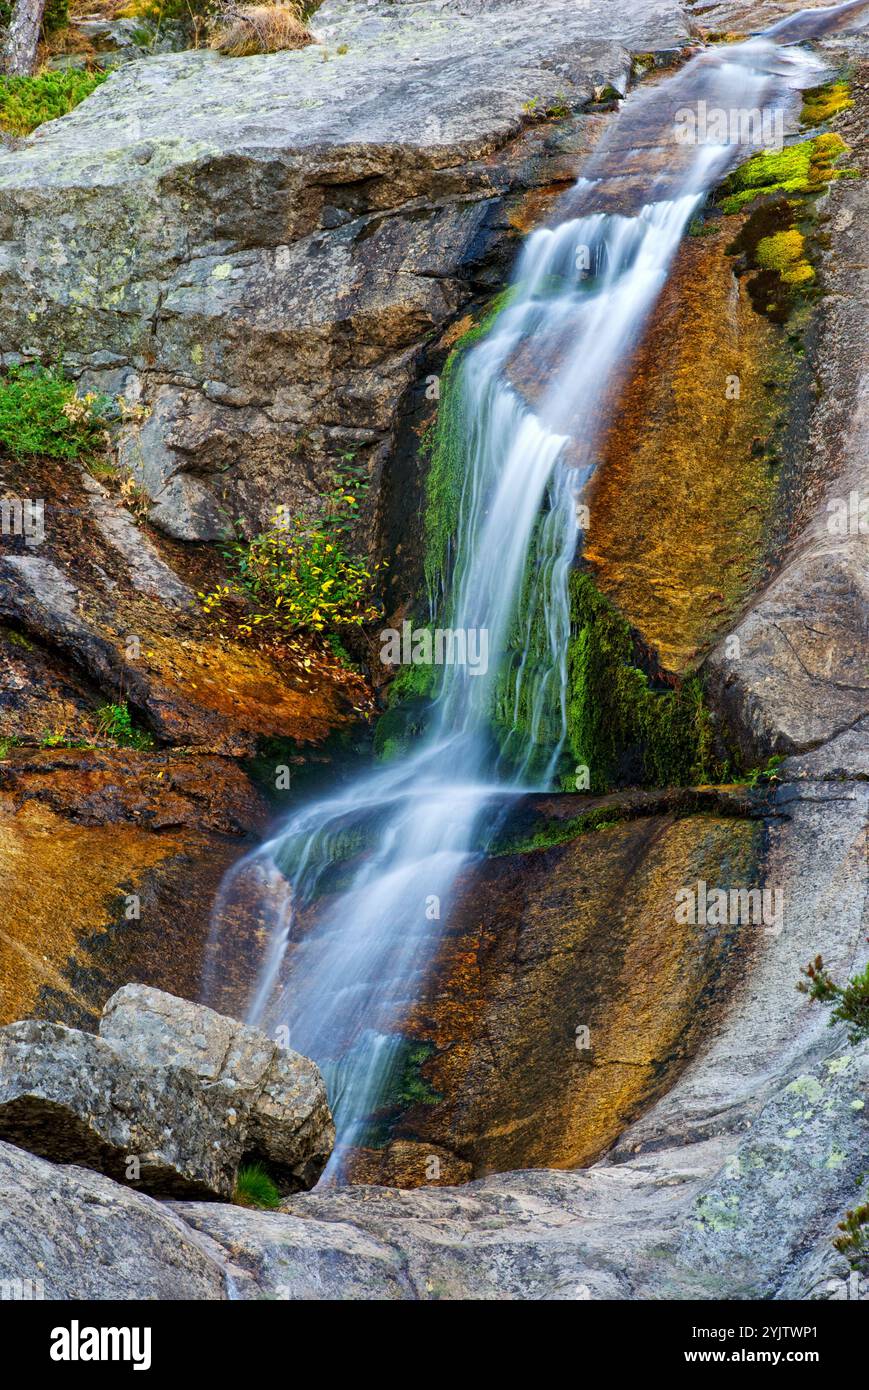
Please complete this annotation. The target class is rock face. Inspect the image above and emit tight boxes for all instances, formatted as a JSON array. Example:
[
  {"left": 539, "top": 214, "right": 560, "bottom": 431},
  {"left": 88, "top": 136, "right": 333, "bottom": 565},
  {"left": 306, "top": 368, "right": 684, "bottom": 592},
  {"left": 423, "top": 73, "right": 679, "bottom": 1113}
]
[
  {"left": 700, "top": 28, "right": 869, "bottom": 761},
  {"left": 0, "top": 746, "right": 272, "bottom": 1029},
  {"left": 329, "top": 790, "right": 764, "bottom": 1183},
  {"left": 0, "top": 0, "right": 689, "bottom": 542},
  {"left": 0, "top": 1139, "right": 227, "bottom": 1300},
  {"left": 0, "top": 988, "right": 334, "bottom": 1198}
]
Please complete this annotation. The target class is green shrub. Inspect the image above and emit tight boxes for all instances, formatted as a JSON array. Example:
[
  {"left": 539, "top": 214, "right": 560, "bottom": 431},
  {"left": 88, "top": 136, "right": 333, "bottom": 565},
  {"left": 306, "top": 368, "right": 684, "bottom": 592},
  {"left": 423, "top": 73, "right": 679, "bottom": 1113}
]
[
  {"left": 95, "top": 701, "right": 155, "bottom": 751},
  {"left": 0, "top": 69, "right": 108, "bottom": 137},
  {"left": 203, "top": 514, "right": 381, "bottom": 637},
  {"left": 798, "top": 953, "right": 869, "bottom": 1044},
  {"left": 202, "top": 456, "right": 381, "bottom": 639},
  {"left": 233, "top": 1162, "right": 281, "bottom": 1209},
  {"left": 0, "top": 366, "right": 108, "bottom": 459}
]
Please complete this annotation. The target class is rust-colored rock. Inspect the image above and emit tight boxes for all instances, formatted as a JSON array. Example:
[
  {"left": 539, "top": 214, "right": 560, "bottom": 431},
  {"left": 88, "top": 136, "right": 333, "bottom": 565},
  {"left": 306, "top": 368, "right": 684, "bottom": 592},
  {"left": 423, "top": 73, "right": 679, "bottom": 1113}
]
[{"left": 584, "top": 223, "right": 785, "bottom": 674}]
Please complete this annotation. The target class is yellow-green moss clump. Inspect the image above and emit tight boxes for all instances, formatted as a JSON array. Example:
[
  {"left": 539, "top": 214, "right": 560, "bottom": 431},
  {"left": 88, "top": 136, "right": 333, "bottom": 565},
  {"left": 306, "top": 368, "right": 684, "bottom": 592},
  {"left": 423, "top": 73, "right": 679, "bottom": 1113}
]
[
  {"left": 801, "top": 79, "right": 853, "bottom": 128},
  {"left": 719, "top": 133, "right": 850, "bottom": 214},
  {"left": 755, "top": 228, "right": 815, "bottom": 286}
]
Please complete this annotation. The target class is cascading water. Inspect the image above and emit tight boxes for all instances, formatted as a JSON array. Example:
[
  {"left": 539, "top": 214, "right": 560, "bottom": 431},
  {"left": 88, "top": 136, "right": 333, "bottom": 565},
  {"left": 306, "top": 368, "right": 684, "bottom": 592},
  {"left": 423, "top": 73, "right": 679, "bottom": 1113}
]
[{"left": 205, "top": 10, "right": 845, "bottom": 1174}]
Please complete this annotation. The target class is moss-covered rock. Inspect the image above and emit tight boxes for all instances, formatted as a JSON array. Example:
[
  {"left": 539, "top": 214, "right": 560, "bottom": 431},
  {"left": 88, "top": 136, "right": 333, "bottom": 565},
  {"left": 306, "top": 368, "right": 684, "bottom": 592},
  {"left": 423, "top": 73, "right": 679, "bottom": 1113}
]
[{"left": 565, "top": 572, "right": 720, "bottom": 793}]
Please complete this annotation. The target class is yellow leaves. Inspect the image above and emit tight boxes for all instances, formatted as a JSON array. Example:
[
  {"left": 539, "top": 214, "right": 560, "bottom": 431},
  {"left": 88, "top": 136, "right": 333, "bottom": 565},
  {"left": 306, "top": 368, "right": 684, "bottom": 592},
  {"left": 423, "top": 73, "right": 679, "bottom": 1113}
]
[{"left": 199, "top": 510, "right": 382, "bottom": 644}]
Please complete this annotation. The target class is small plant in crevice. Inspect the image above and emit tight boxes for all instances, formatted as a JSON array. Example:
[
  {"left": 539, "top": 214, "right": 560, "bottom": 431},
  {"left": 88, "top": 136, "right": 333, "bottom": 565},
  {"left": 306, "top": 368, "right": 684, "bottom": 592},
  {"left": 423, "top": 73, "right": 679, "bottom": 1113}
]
[
  {"left": 95, "top": 701, "right": 156, "bottom": 751},
  {"left": 744, "top": 754, "right": 784, "bottom": 790},
  {"left": 233, "top": 1162, "right": 281, "bottom": 1210},
  {"left": 833, "top": 1202, "right": 869, "bottom": 1267},
  {"left": 798, "top": 949, "right": 869, "bottom": 1045},
  {"left": 798, "top": 944, "right": 869, "bottom": 1271},
  {"left": 38, "top": 727, "right": 91, "bottom": 749}
]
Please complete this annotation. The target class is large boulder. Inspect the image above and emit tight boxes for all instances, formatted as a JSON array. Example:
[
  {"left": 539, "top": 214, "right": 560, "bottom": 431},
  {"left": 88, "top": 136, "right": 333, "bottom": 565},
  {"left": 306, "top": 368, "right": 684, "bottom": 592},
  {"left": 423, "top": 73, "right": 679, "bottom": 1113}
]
[
  {"left": 0, "top": 1020, "right": 246, "bottom": 1198},
  {"left": 0, "top": 1139, "right": 226, "bottom": 1300},
  {"left": 0, "top": 0, "right": 689, "bottom": 542},
  {"left": 99, "top": 985, "right": 335, "bottom": 1188},
  {"left": 0, "top": 988, "right": 334, "bottom": 1199}
]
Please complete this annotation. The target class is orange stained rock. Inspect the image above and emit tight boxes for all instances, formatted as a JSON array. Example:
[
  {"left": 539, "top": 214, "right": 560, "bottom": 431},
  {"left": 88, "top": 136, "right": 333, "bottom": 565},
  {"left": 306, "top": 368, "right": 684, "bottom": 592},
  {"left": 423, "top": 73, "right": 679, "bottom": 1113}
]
[
  {"left": 380, "top": 810, "right": 762, "bottom": 1183},
  {"left": 0, "top": 800, "right": 239, "bottom": 1027},
  {"left": 584, "top": 225, "right": 786, "bottom": 673}
]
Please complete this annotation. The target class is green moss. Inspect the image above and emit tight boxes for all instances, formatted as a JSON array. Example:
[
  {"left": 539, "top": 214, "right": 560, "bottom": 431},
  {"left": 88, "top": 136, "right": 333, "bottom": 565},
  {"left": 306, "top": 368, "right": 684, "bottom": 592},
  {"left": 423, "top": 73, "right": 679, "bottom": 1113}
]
[
  {"left": 0, "top": 69, "right": 108, "bottom": 137},
  {"left": 391, "top": 1040, "right": 442, "bottom": 1108},
  {"left": 755, "top": 228, "right": 815, "bottom": 285},
  {"left": 489, "top": 515, "right": 568, "bottom": 781},
  {"left": 801, "top": 79, "right": 853, "bottom": 128},
  {"left": 491, "top": 804, "right": 628, "bottom": 856},
  {"left": 718, "top": 133, "right": 850, "bottom": 214},
  {"left": 423, "top": 290, "right": 514, "bottom": 608},
  {"left": 565, "top": 571, "right": 719, "bottom": 793},
  {"left": 373, "top": 697, "right": 433, "bottom": 761}
]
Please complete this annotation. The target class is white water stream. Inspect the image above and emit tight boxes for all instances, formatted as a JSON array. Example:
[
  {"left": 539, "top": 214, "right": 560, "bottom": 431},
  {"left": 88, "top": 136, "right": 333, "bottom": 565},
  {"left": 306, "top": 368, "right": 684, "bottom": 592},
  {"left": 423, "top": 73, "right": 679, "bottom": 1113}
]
[{"left": 205, "top": 12, "right": 845, "bottom": 1173}]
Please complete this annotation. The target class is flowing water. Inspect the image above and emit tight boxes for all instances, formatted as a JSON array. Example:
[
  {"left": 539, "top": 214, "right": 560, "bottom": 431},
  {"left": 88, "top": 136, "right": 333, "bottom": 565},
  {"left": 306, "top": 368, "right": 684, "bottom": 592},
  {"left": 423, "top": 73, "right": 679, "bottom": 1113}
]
[{"left": 205, "top": 6, "right": 858, "bottom": 1174}]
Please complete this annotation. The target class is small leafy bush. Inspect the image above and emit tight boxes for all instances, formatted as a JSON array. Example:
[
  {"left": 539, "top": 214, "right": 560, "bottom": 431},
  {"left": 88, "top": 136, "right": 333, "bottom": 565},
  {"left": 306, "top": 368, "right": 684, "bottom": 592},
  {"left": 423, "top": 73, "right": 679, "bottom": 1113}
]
[
  {"left": 834, "top": 1202, "right": 869, "bottom": 1264},
  {"left": 95, "top": 701, "right": 155, "bottom": 751},
  {"left": 233, "top": 1162, "right": 281, "bottom": 1209},
  {"left": 204, "top": 514, "right": 381, "bottom": 635},
  {"left": 202, "top": 457, "right": 383, "bottom": 639},
  {"left": 0, "top": 366, "right": 108, "bottom": 459},
  {"left": 0, "top": 69, "right": 108, "bottom": 137}
]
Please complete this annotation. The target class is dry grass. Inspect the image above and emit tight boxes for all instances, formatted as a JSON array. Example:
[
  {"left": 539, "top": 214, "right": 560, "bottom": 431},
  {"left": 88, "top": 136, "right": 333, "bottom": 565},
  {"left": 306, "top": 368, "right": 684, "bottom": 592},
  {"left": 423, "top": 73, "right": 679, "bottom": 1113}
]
[{"left": 209, "top": 2, "right": 312, "bottom": 56}]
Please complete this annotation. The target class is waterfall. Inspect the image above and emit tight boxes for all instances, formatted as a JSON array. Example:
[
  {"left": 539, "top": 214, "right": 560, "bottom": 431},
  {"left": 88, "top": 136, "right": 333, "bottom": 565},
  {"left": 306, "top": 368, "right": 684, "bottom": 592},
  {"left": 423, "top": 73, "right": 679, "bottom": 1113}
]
[{"left": 205, "top": 15, "right": 835, "bottom": 1173}]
